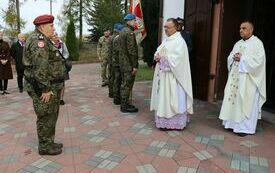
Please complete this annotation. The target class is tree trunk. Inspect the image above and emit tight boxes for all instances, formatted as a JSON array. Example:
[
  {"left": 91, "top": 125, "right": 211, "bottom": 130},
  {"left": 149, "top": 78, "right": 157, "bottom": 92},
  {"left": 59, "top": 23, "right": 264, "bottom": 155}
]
[
  {"left": 79, "top": 0, "right": 83, "bottom": 48},
  {"left": 16, "top": 0, "right": 20, "bottom": 33},
  {"left": 124, "top": 0, "right": 128, "bottom": 14},
  {"left": 50, "top": 0, "right": 52, "bottom": 15}
]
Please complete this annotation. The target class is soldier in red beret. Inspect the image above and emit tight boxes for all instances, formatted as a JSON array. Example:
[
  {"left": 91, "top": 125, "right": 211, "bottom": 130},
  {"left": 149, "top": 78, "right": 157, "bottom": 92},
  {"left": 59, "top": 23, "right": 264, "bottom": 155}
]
[
  {"left": 33, "top": 14, "right": 54, "bottom": 26},
  {"left": 23, "top": 14, "right": 66, "bottom": 155}
]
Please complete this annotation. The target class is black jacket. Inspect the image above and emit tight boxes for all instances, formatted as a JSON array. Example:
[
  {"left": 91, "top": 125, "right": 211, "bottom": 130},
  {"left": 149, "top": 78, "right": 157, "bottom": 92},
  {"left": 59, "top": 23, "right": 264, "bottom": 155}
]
[
  {"left": 180, "top": 30, "right": 193, "bottom": 54},
  {"left": 10, "top": 41, "right": 24, "bottom": 70}
]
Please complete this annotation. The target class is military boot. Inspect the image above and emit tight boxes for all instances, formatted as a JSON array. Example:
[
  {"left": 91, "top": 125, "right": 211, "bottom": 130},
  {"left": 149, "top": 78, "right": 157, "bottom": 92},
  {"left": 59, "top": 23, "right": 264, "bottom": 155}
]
[
  {"left": 39, "top": 147, "right": 62, "bottom": 155},
  {"left": 52, "top": 142, "right": 63, "bottom": 149},
  {"left": 113, "top": 99, "right": 121, "bottom": 105},
  {"left": 128, "top": 104, "right": 138, "bottom": 109},
  {"left": 120, "top": 105, "right": 138, "bottom": 113}
]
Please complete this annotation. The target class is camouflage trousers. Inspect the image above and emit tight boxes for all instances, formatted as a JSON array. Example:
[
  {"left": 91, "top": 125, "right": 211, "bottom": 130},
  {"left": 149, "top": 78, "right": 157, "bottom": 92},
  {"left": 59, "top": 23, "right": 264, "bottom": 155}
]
[
  {"left": 29, "top": 89, "right": 61, "bottom": 151},
  {"left": 120, "top": 70, "right": 135, "bottom": 107},
  {"left": 101, "top": 58, "right": 108, "bottom": 83},
  {"left": 113, "top": 66, "right": 122, "bottom": 101},
  {"left": 108, "top": 64, "right": 114, "bottom": 97}
]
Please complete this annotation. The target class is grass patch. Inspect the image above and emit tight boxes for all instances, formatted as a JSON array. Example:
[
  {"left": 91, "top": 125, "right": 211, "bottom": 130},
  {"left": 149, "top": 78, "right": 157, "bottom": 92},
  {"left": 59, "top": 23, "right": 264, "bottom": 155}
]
[
  {"left": 78, "top": 42, "right": 98, "bottom": 62},
  {"left": 135, "top": 64, "right": 154, "bottom": 81},
  {"left": 77, "top": 42, "right": 154, "bottom": 81}
]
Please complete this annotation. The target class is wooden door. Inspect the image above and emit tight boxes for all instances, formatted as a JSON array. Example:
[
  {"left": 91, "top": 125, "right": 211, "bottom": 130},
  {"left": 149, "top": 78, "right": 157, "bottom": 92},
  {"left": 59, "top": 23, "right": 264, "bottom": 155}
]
[
  {"left": 253, "top": 0, "right": 275, "bottom": 112},
  {"left": 216, "top": 0, "right": 275, "bottom": 111},
  {"left": 184, "top": 0, "right": 213, "bottom": 100},
  {"left": 215, "top": 0, "right": 249, "bottom": 99}
]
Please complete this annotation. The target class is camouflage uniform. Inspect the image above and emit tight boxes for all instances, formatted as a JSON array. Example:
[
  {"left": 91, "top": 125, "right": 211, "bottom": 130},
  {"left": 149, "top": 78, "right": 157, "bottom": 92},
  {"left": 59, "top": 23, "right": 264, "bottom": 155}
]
[
  {"left": 23, "top": 30, "right": 66, "bottom": 152},
  {"left": 97, "top": 36, "right": 110, "bottom": 85},
  {"left": 112, "top": 34, "right": 122, "bottom": 104},
  {"left": 107, "top": 32, "right": 119, "bottom": 98},
  {"left": 119, "top": 25, "right": 139, "bottom": 109}
]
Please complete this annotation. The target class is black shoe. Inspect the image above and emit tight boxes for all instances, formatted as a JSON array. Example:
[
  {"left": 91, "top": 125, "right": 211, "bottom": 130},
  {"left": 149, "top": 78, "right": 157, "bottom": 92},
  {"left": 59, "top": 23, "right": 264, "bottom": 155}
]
[
  {"left": 60, "top": 100, "right": 65, "bottom": 105},
  {"left": 120, "top": 106, "right": 138, "bottom": 113},
  {"left": 39, "top": 147, "right": 62, "bottom": 155},
  {"left": 3, "top": 91, "right": 9, "bottom": 95},
  {"left": 237, "top": 133, "right": 248, "bottom": 137},
  {"left": 128, "top": 105, "right": 138, "bottom": 112},
  {"left": 101, "top": 83, "right": 108, "bottom": 87},
  {"left": 19, "top": 89, "right": 23, "bottom": 93},
  {"left": 132, "top": 107, "right": 138, "bottom": 112},
  {"left": 52, "top": 142, "right": 63, "bottom": 149},
  {"left": 128, "top": 104, "right": 137, "bottom": 109}
]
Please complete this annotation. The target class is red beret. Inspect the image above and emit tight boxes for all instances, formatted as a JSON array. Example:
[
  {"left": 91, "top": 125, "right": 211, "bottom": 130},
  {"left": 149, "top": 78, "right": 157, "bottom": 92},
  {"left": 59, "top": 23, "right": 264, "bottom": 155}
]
[{"left": 33, "top": 14, "right": 54, "bottom": 26}]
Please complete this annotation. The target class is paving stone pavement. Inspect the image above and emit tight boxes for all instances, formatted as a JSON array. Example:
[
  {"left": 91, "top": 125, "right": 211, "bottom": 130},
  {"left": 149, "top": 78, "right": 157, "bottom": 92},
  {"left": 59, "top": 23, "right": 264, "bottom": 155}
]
[{"left": 0, "top": 63, "right": 275, "bottom": 173}]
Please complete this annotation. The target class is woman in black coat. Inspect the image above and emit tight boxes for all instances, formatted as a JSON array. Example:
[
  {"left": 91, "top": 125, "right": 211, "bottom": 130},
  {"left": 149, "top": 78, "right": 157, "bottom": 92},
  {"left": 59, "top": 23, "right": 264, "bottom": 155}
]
[{"left": 0, "top": 31, "right": 13, "bottom": 95}]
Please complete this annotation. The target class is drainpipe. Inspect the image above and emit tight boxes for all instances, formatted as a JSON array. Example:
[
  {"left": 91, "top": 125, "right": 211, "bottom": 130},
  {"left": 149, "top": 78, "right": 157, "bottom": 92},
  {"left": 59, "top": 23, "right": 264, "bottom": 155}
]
[
  {"left": 207, "top": 1, "right": 222, "bottom": 102},
  {"left": 158, "top": 0, "right": 164, "bottom": 44}
]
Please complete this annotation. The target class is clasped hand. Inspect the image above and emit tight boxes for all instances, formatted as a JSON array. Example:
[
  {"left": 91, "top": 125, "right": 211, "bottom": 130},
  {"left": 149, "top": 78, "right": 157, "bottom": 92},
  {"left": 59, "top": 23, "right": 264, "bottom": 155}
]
[
  {"left": 154, "top": 53, "right": 161, "bottom": 62},
  {"left": 0, "top": 59, "right": 8, "bottom": 65},
  {"left": 234, "top": 52, "right": 242, "bottom": 61},
  {"left": 132, "top": 68, "right": 138, "bottom": 76}
]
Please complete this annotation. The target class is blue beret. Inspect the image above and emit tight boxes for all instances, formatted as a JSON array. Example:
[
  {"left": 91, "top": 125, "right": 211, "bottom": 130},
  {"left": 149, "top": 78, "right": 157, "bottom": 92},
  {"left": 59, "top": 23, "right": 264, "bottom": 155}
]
[
  {"left": 114, "top": 23, "right": 122, "bottom": 30},
  {"left": 124, "top": 14, "right": 136, "bottom": 21},
  {"left": 117, "top": 24, "right": 124, "bottom": 31}
]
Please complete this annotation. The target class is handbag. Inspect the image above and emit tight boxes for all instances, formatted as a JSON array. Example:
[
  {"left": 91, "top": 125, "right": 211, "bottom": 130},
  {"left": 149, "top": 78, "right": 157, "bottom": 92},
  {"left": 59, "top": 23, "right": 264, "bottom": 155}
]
[{"left": 65, "top": 59, "right": 72, "bottom": 72}]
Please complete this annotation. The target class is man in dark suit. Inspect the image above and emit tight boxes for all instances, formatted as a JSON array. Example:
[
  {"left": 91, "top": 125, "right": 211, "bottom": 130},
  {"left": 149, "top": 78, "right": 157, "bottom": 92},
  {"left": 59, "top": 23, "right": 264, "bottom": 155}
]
[
  {"left": 11, "top": 33, "right": 25, "bottom": 93},
  {"left": 176, "top": 17, "right": 193, "bottom": 55}
]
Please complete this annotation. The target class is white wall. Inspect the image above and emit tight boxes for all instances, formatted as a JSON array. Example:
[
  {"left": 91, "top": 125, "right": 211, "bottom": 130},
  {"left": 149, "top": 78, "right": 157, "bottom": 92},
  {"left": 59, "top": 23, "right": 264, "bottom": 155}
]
[{"left": 162, "top": 0, "right": 185, "bottom": 40}]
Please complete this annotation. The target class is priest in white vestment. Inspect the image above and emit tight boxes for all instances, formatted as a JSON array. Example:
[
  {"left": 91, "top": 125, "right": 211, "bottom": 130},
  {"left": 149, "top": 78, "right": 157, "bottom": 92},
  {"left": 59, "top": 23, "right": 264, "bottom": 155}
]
[
  {"left": 150, "top": 18, "right": 193, "bottom": 130},
  {"left": 219, "top": 21, "right": 266, "bottom": 136}
]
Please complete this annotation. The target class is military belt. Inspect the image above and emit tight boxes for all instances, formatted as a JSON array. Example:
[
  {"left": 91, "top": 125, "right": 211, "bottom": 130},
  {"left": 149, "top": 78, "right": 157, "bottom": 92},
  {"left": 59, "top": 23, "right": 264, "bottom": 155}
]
[
  {"left": 51, "top": 78, "right": 64, "bottom": 84},
  {"left": 24, "top": 77, "right": 42, "bottom": 97}
]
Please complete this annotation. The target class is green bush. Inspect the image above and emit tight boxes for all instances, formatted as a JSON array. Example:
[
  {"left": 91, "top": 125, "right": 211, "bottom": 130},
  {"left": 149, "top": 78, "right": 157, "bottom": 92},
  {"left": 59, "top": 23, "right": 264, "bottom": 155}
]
[
  {"left": 66, "top": 19, "right": 79, "bottom": 61},
  {"left": 135, "top": 64, "right": 154, "bottom": 81}
]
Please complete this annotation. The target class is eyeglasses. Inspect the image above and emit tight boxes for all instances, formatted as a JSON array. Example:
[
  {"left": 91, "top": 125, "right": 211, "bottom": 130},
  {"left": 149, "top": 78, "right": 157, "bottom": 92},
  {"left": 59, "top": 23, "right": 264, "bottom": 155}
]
[{"left": 164, "top": 25, "right": 176, "bottom": 29}]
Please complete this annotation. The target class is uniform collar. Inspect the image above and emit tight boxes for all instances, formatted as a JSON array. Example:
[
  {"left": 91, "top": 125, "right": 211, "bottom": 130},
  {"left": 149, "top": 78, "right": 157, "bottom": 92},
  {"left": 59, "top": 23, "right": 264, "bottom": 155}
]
[
  {"left": 127, "top": 25, "right": 135, "bottom": 31},
  {"left": 242, "top": 35, "right": 254, "bottom": 42},
  {"left": 35, "top": 29, "right": 47, "bottom": 40},
  {"left": 166, "top": 32, "right": 180, "bottom": 41}
]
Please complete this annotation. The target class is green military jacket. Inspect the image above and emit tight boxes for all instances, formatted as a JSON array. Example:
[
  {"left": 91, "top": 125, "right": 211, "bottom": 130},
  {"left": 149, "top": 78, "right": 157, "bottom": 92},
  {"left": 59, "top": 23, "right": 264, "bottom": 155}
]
[
  {"left": 97, "top": 36, "right": 110, "bottom": 60},
  {"left": 118, "top": 25, "right": 139, "bottom": 72},
  {"left": 112, "top": 34, "right": 120, "bottom": 68},
  {"left": 107, "top": 32, "right": 118, "bottom": 65},
  {"left": 23, "top": 30, "right": 66, "bottom": 93}
]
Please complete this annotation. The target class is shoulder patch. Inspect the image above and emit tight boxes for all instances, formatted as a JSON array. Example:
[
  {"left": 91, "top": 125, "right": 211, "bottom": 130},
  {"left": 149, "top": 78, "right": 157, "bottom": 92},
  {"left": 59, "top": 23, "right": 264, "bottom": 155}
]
[{"left": 38, "top": 41, "right": 45, "bottom": 48}]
